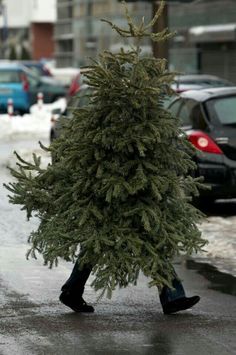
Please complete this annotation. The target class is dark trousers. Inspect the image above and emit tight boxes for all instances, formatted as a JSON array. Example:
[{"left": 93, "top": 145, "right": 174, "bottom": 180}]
[{"left": 61, "top": 259, "right": 186, "bottom": 307}]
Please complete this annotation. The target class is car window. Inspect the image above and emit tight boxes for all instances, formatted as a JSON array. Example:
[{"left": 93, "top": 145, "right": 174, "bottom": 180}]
[
  {"left": 178, "top": 99, "right": 207, "bottom": 129},
  {"left": 0, "top": 70, "right": 21, "bottom": 83},
  {"left": 206, "top": 96, "right": 236, "bottom": 125},
  {"left": 178, "top": 100, "right": 194, "bottom": 126},
  {"left": 25, "top": 72, "right": 40, "bottom": 87},
  {"left": 27, "top": 66, "right": 43, "bottom": 77},
  {"left": 168, "top": 99, "right": 182, "bottom": 116}
]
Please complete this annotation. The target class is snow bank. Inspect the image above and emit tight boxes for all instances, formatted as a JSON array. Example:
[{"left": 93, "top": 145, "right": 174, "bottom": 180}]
[
  {"left": 196, "top": 216, "right": 236, "bottom": 276},
  {"left": 29, "top": 97, "right": 67, "bottom": 116},
  {"left": 0, "top": 98, "right": 67, "bottom": 142}
]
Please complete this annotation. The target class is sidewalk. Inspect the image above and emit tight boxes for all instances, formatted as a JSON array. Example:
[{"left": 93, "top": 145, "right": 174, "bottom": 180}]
[{"left": 0, "top": 257, "right": 235, "bottom": 355}]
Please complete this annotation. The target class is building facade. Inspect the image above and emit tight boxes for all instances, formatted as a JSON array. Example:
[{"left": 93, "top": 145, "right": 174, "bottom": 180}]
[
  {"left": 54, "top": 0, "right": 74, "bottom": 67},
  {"left": 54, "top": 0, "right": 236, "bottom": 83},
  {"left": 169, "top": 0, "right": 236, "bottom": 82},
  {"left": 54, "top": 0, "right": 152, "bottom": 68},
  {"left": 0, "top": 0, "right": 56, "bottom": 60}
]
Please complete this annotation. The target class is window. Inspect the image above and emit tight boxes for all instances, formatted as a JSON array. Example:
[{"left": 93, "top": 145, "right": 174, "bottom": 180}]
[
  {"left": 25, "top": 72, "right": 39, "bottom": 87},
  {"left": 169, "top": 98, "right": 207, "bottom": 129},
  {"left": 206, "top": 96, "right": 236, "bottom": 126},
  {"left": 178, "top": 100, "right": 195, "bottom": 127},
  {"left": 0, "top": 70, "right": 21, "bottom": 83},
  {"left": 168, "top": 98, "right": 182, "bottom": 116},
  {"left": 179, "top": 99, "right": 207, "bottom": 129}
]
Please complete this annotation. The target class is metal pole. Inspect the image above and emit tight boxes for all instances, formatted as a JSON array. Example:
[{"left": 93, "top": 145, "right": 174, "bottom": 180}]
[
  {"left": 2, "top": 1, "right": 8, "bottom": 59},
  {"left": 152, "top": 1, "right": 169, "bottom": 62}
]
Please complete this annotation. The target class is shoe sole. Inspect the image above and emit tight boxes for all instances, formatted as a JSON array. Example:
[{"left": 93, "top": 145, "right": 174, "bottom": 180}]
[{"left": 59, "top": 296, "right": 95, "bottom": 313}]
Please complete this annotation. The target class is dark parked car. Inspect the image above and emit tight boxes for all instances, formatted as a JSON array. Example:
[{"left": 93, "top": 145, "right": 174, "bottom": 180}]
[
  {"left": 172, "top": 74, "right": 234, "bottom": 93},
  {"left": 50, "top": 85, "right": 91, "bottom": 142},
  {"left": 167, "top": 87, "right": 236, "bottom": 202}
]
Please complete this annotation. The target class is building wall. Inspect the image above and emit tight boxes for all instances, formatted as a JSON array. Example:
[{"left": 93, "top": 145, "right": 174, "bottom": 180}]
[
  {"left": 31, "top": 0, "right": 56, "bottom": 23},
  {"left": 55, "top": 0, "right": 152, "bottom": 67},
  {"left": 54, "top": 0, "right": 74, "bottom": 67},
  {"left": 31, "top": 23, "right": 54, "bottom": 60},
  {"left": 72, "top": 0, "right": 152, "bottom": 67},
  {"left": 169, "top": 0, "right": 236, "bottom": 29},
  {"left": 2, "top": 0, "right": 31, "bottom": 28},
  {"left": 0, "top": 0, "right": 56, "bottom": 27},
  {"left": 0, "top": 0, "right": 56, "bottom": 60},
  {"left": 169, "top": 0, "right": 236, "bottom": 82},
  {"left": 200, "top": 42, "right": 236, "bottom": 82},
  {"left": 54, "top": 0, "right": 236, "bottom": 82}
]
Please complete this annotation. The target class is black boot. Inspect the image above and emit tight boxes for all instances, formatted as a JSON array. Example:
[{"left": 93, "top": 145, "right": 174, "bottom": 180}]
[
  {"left": 59, "top": 291, "right": 94, "bottom": 313},
  {"left": 162, "top": 295, "right": 200, "bottom": 315},
  {"left": 60, "top": 258, "right": 94, "bottom": 313}
]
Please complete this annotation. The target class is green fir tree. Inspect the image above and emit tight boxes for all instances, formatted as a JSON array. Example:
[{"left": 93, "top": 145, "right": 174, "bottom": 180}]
[{"left": 4, "top": 1, "right": 206, "bottom": 298}]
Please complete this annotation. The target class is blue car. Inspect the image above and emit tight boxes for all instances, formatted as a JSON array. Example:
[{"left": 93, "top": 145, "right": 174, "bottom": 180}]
[
  {"left": 0, "top": 63, "right": 66, "bottom": 114},
  {"left": 18, "top": 60, "right": 53, "bottom": 78},
  {"left": 0, "top": 63, "right": 30, "bottom": 114}
]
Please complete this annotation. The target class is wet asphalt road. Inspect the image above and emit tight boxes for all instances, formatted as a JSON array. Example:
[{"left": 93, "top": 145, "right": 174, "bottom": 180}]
[
  {"left": 0, "top": 258, "right": 235, "bottom": 355},
  {"left": 0, "top": 139, "right": 236, "bottom": 355}
]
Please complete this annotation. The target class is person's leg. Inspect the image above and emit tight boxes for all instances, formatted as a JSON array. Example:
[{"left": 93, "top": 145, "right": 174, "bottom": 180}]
[
  {"left": 60, "top": 256, "right": 94, "bottom": 313},
  {"left": 159, "top": 271, "right": 200, "bottom": 315},
  {"left": 61, "top": 261, "right": 92, "bottom": 295}
]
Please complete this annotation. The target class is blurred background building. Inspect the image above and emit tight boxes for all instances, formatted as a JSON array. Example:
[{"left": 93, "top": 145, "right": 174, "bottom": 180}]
[
  {"left": 0, "top": 0, "right": 56, "bottom": 60},
  {"left": 54, "top": 0, "right": 152, "bottom": 68},
  {"left": 0, "top": 0, "right": 236, "bottom": 83},
  {"left": 54, "top": 0, "right": 236, "bottom": 83},
  {"left": 169, "top": 0, "right": 236, "bottom": 82}
]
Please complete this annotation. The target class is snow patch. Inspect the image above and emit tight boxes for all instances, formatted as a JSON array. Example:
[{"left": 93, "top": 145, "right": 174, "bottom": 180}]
[
  {"left": 197, "top": 216, "right": 236, "bottom": 276},
  {"left": 0, "top": 98, "right": 67, "bottom": 142}
]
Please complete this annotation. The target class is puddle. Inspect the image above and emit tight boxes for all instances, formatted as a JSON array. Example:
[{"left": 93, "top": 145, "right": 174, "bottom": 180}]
[{"left": 186, "top": 259, "right": 236, "bottom": 296}]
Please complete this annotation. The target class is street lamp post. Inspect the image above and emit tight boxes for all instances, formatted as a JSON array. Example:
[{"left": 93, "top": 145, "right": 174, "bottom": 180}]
[
  {"left": 152, "top": 1, "right": 169, "bottom": 61},
  {"left": 119, "top": 1, "right": 195, "bottom": 62},
  {"left": 118, "top": 0, "right": 169, "bottom": 60},
  {"left": 0, "top": 0, "right": 8, "bottom": 59}
]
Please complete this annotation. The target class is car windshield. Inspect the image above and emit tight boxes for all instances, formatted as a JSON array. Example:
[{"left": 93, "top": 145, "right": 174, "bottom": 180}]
[
  {"left": 0, "top": 70, "right": 21, "bottom": 83},
  {"left": 206, "top": 96, "right": 236, "bottom": 125},
  {"left": 27, "top": 66, "right": 43, "bottom": 76}
]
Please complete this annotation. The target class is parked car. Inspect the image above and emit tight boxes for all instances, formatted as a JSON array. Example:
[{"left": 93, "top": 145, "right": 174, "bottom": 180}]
[
  {"left": 167, "top": 87, "right": 236, "bottom": 202},
  {"left": 172, "top": 74, "right": 234, "bottom": 93},
  {"left": 0, "top": 63, "right": 66, "bottom": 114},
  {"left": 0, "top": 60, "right": 53, "bottom": 77},
  {"left": 67, "top": 72, "right": 83, "bottom": 97},
  {"left": 18, "top": 60, "right": 53, "bottom": 77},
  {"left": 50, "top": 85, "right": 91, "bottom": 142},
  {"left": 50, "top": 67, "right": 80, "bottom": 90}
]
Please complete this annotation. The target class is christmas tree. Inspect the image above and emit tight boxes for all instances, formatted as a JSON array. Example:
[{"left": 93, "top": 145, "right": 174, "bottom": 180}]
[{"left": 5, "top": 1, "right": 205, "bottom": 298}]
